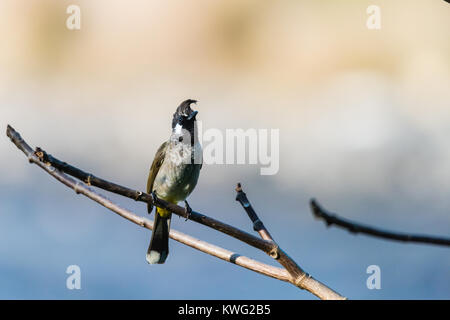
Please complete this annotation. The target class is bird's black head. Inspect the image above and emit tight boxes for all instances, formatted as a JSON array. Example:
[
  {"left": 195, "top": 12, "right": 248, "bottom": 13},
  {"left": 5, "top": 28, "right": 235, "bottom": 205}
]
[{"left": 172, "top": 99, "right": 198, "bottom": 130}]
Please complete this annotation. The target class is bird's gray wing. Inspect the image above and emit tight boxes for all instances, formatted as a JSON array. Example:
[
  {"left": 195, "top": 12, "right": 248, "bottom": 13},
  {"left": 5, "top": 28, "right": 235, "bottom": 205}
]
[{"left": 146, "top": 141, "right": 168, "bottom": 214}]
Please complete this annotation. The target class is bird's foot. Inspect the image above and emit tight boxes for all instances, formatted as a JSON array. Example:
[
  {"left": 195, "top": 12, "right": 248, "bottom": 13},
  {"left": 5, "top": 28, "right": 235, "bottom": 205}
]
[
  {"left": 148, "top": 191, "right": 158, "bottom": 214},
  {"left": 151, "top": 190, "right": 158, "bottom": 203},
  {"left": 184, "top": 200, "right": 192, "bottom": 221}
]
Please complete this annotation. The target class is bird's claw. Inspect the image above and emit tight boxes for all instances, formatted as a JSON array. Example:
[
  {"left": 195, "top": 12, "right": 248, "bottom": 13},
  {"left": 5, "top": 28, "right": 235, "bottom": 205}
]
[
  {"left": 184, "top": 200, "right": 192, "bottom": 221},
  {"left": 151, "top": 191, "right": 158, "bottom": 203},
  {"left": 148, "top": 190, "right": 158, "bottom": 214}
]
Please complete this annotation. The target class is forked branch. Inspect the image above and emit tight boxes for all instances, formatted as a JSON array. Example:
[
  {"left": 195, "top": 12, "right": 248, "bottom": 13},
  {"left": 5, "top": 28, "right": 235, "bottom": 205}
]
[
  {"left": 235, "top": 184, "right": 336, "bottom": 297},
  {"left": 6, "top": 125, "right": 346, "bottom": 300}
]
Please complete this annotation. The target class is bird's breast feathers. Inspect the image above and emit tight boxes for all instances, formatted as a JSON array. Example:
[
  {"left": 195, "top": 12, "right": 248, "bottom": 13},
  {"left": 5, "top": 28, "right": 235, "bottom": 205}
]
[{"left": 153, "top": 141, "right": 202, "bottom": 202}]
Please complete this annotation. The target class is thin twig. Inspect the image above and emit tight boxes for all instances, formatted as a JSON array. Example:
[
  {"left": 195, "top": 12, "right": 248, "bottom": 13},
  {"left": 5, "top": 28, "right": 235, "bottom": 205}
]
[
  {"left": 235, "top": 183, "right": 273, "bottom": 241},
  {"left": 6, "top": 124, "right": 346, "bottom": 300},
  {"left": 310, "top": 199, "right": 450, "bottom": 247}
]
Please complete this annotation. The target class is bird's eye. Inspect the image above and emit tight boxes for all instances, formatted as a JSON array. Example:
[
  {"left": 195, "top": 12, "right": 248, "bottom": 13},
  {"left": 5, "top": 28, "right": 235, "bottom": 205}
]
[{"left": 178, "top": 136, "right": 183, "bottom": 142}]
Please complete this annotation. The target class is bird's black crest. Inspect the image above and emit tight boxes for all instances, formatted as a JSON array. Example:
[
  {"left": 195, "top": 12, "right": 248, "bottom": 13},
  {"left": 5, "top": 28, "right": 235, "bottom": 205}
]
[
  {"left": 172, "top": 99, "right": 197, "bottom": 128},
  {"left": 175, "top": 99, "right": 197, "bottom": 116}
]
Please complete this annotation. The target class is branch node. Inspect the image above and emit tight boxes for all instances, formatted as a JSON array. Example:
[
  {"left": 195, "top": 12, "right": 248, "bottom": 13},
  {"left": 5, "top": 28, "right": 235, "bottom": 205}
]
[
  {"left": 134, "top": 191, "right": 143, "bottom": 201},
  {"left": 253, "top": 219, "right": 263, "bottom": 232},
  {"left": 294, "top": 272, "right": 310, "bottom": 289},
  {"left": 85, "top": 174, "right": 92, "bottom": 186},
  {"left": 35, "top": 148, "right": 44, "bottom": 160},
  {"left": 269, "top": 245, "right": 280, "bottom": 259}
]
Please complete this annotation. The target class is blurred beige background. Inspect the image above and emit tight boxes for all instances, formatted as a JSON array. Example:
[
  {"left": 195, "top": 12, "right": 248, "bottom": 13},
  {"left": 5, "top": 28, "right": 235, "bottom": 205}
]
[
  {"left": 1, "top": 0, "right": 450, "bottom": 191},
  {"left": 0, "top": 0, "right": 449, "bottom": 299}
]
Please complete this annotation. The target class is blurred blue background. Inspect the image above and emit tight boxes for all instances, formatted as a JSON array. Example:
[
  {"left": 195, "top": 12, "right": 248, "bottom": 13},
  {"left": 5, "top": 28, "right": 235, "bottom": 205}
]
[{"left": 0, "top": 0, "right": 449, "bottom": 299}]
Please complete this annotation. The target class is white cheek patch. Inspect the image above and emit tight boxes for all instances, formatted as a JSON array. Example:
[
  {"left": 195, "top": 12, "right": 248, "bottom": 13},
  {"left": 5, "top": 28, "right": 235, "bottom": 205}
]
[{"left": 174, "top": 123, "right": 183, "bottom": 135}]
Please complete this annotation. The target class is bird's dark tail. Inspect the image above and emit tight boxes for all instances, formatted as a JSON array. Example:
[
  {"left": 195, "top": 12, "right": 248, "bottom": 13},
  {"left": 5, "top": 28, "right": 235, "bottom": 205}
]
[{"left": 146, "top": 209, "right": 171, "bottom": 264}]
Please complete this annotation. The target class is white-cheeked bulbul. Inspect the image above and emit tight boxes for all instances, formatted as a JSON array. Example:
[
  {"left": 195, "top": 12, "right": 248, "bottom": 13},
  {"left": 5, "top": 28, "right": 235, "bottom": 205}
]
[{"left": 146, "top": 99, "right": 202, "bottom": 264}]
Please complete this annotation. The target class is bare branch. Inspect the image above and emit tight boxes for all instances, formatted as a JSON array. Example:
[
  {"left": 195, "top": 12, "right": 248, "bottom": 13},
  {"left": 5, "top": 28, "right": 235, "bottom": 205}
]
[
  {"left": 6, "top": 124, "right": 346, "bottom": 300},
  {"left": 310, "top": 199, "right": 450, "bottom": 247}
]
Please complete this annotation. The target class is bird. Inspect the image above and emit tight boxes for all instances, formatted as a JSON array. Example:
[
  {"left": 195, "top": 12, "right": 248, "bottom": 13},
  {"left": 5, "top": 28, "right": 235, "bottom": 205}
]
[{"left": 146, "top": 99, "right": 202, "bottom": 264}]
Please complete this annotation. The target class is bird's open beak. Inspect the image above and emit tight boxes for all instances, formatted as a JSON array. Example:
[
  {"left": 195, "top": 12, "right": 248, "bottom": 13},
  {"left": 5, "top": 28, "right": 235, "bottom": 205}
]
[{"left": 186, "top": 110, "right": 198, "bottom": 121}]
